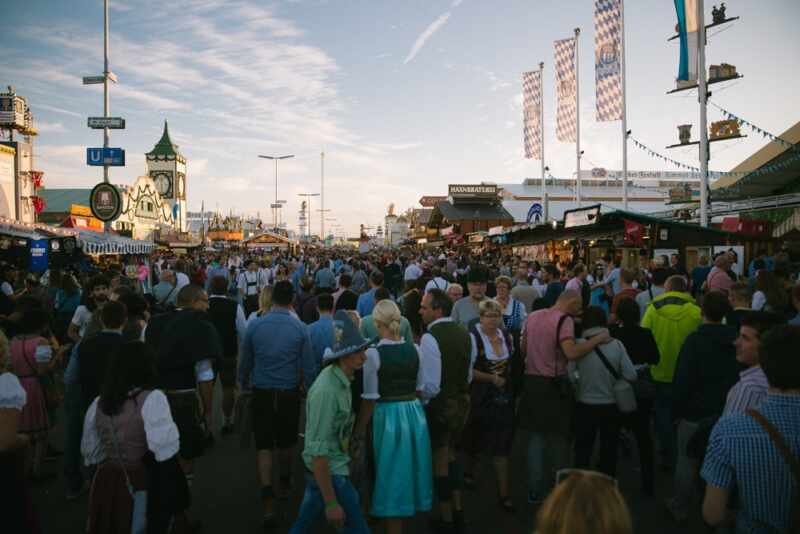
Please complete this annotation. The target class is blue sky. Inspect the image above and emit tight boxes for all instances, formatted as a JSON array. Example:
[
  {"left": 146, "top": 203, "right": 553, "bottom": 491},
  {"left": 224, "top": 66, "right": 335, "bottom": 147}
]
[{"left": 3, "top": 0, "right": 799, "bottom": 236}]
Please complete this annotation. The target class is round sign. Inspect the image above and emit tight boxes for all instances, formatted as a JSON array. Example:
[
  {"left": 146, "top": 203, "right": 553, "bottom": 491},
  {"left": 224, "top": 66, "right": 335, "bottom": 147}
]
[{"left": 89, "top": 182, "right": 122, "bottom": 222}]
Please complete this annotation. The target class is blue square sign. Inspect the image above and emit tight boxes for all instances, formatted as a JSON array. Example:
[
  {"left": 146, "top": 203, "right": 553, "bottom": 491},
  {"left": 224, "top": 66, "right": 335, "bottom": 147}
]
[{"left": 87, "top": 147, "right": 125, "bottom": 166}]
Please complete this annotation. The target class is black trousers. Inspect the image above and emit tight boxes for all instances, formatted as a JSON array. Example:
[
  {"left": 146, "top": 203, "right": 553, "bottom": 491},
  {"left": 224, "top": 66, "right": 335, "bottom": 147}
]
[
  {"left": 623, "top": 398, "right": 655, "bottom": 493},
  {"left": 573, "top": 402, "right": 621, "bottom": 477}
]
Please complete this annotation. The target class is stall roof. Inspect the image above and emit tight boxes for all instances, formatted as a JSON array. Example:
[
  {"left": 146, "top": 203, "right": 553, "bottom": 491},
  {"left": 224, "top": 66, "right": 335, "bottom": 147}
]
[
  {"left": 76, "top": 230, "right": 156, "bottom": 255},
  {"left": 432, "top": 201, "right": 514, "bottom": 223},
  {"left": 711, "top": 120, "right": 800, "bottom": 200}
]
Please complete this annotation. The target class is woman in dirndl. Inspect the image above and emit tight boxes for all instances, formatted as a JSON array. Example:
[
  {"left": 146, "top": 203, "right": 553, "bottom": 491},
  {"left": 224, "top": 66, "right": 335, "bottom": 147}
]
[
  {"left": 82, "top": 341, "right": 189, "bottom": 534},
  {"left": 8, "top": 308, "right": 55, "bottom": 480},
  {"left": 462, "top": 299, "right": 516, "bottom": 513},
  {"left": 355, "top": 299, "right": 432, "bottom": 534}
]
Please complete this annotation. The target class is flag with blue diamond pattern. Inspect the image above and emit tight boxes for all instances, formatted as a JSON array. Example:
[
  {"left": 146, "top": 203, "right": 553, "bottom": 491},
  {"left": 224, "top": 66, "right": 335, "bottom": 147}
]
[
  {"left": 554, "top": 37, "right": 577, "bottom": 142},
  {"left": 595, "top": 0, "right": 622, "bottom": 121},
  {"left": 522, "top": 70, "right": 542, "bottom": 159}
]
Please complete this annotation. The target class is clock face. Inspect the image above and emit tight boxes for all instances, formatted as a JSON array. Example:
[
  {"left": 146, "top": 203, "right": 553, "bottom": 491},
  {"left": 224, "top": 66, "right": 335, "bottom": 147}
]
[{"left": 151, "top": 171, "right": 173, "bottom": 198}]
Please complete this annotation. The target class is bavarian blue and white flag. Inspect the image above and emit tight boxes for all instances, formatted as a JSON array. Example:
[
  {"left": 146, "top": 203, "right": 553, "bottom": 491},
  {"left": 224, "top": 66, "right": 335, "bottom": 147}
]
[
  {"left": 554, "top": 37, "right": 577, "bottom": 143},
  {"left": 595, "top": 0, "right": 622, "bottom": 121},
  {"left": 522, "top": 70, "right": 542, "bottom": 159},
  {"left": 674, "top": 0, "right": 699, "bottom": 81}
]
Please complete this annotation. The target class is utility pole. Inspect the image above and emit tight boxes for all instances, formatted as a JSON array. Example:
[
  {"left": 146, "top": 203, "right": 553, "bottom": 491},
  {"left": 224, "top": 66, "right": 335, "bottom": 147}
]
[
  {"left": 102, "top": 0, "right": 111, "bottom": 232},
  {"left": 697, "top": 0, "right": 710, "bottom": 227},
  {"left": 258, "top": 154, "right": 294, "bottom": 230},
  {"left": 320, "top": 151, "right": 325, "bottom": 240},
  {"left": 574, "top": 27, "right": 582, "bottom": 207}
]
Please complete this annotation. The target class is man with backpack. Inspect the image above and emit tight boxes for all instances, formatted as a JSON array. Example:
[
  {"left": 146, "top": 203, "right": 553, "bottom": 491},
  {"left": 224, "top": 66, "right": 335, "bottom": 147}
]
[{"left": 701, "top": 325, "right": 800, "bottom": 533}]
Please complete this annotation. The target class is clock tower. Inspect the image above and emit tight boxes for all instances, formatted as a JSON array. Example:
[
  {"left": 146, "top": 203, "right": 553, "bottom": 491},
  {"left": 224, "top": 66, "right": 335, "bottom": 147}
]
[{"left": 146, "top": 120, "right": 187, "bottom": 232}]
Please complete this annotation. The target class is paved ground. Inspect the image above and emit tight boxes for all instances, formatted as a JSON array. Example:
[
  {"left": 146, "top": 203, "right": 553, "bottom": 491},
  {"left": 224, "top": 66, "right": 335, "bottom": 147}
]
[{"left": 31, "top": 384, "right": 711, "bottom": 533}]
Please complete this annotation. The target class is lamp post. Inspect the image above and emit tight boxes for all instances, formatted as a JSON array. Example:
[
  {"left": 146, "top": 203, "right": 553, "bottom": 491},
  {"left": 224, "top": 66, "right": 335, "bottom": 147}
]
[
  {"left": 258, "top": 154, "right": 294, "bottom": 230},
  {"left": 298, "top": 192, "right": 319, "bottom": 239}
]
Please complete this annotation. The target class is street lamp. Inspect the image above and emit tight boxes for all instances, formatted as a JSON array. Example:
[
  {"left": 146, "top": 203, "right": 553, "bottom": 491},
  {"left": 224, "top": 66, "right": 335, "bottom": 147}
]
[
  {"left": 298, "top": 192, "right": 319, "bottom": 239},
  {"left": 258, "top": 154, "right": 294, "bottom": 230}
]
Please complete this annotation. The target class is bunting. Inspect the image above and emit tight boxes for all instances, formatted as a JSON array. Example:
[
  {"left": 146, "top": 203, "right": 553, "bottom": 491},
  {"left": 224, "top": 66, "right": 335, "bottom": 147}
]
[{"left": 709, "top": 101, "right": 798, "bottom": 150}]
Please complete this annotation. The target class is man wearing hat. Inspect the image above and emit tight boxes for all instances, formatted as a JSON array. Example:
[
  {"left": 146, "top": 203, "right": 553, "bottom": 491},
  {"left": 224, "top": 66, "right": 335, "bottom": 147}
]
[
  {"left": 450, "top": 265, "right": 489, "bottom": 330},
  {"left": 289, "top": 310, "right": 371, "bottom": 534}
]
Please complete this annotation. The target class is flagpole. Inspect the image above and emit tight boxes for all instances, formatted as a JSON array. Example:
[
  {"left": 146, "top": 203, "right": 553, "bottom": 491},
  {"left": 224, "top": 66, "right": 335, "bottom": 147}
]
[
  {"left": 697, "top": 0, "right": 709, "bottom": 227},
  {"left": 620, "top": 0, "right": 629, "bottom": 211},
  {"left": 575, "top": 27, "right": 582, "bottom": 207},
  {"left": 539, "top": 61, "right": 548, "bottom": 221}
]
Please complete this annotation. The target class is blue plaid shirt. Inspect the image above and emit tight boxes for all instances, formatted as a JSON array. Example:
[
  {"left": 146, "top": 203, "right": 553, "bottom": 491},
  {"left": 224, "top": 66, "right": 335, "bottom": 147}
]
[{"left": 701, "top": 393, "right": 800, "bottom": 533}]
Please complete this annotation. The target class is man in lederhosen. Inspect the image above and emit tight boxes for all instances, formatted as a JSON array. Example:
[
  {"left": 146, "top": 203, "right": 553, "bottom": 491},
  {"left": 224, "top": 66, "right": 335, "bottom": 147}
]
[{"left": 238, "top": 260, "right": 264, "bottom": 317}]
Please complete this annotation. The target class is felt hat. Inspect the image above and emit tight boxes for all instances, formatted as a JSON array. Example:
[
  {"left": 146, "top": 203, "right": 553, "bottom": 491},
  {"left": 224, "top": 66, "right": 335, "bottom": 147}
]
[{"left": 322, "top": 310, "right": 370, "bottom": 362}]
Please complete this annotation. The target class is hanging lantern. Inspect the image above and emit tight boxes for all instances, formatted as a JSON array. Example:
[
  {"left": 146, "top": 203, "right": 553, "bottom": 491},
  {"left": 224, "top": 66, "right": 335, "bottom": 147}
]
[{"left": 678, "top": 124, "right": 692, "bottom": 144}]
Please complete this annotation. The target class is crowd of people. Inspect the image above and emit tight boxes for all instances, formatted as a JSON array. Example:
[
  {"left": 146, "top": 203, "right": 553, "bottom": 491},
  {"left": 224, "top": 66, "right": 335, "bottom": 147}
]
[{"left": 0, "top": 244, "right": 798, "bottom": 533}]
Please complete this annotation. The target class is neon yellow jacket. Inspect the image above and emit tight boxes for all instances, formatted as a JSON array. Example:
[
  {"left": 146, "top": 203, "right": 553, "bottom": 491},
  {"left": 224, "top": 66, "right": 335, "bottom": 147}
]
[{"left": 641, "top": 291, "right": 702, "bottom": 383}]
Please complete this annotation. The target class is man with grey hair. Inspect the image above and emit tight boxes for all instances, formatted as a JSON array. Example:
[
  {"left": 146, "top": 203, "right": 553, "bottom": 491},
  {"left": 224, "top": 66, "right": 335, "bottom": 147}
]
[
  {"left": 152, "top": 269, "right": 178, "bottom": 309},
  {"left": 706, "top": 254, "right": 734, "bottom": 294}
]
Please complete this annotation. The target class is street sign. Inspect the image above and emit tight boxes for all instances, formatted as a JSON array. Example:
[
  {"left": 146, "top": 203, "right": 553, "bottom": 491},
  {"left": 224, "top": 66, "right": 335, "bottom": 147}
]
[
  {"left": 82, "top": 76, "right": 105, "bottom": 85},
  {"left": 107, "top": 71, "right": 118, "bottom": 83},
  {"left": 88, "top": 117, "right": 126, "bottom": 129},
  {"left": 89, "top": 182, "right": 122, "bottom": 222},
  {"left": 86, "top": 147, "right": 126, "bottom": 167},
  {"left": 269, "top": 203, "right": 282, "bottom": 208}
]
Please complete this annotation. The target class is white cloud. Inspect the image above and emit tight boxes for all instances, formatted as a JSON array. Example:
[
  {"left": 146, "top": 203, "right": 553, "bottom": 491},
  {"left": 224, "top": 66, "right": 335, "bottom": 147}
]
[
  {"left": 33, "top": 104, "right": 83, "bottom": 118},
  {"left": 404, "top": 12, "right": 452, "bottom": 64},
  {"left": 36, "top": 121, "right": 66, "bottom": 133},
  {"left": 451, "top": 0, "right": 464, "bottom": 7}
]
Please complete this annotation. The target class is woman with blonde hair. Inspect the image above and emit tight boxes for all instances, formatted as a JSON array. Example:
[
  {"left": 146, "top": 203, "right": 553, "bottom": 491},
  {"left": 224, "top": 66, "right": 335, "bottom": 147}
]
[
  {"left": 246, "top": 285, "right": 274, "bottom": 326},
  {"left": 535, "top": 470, "right": 633, "bottom": 534},
  {"left": 354, "top": 299, "right": 432, "bottom": 534}
]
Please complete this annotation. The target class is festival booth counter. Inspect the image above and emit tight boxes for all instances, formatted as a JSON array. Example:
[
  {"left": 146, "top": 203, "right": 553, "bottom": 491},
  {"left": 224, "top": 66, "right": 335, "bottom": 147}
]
[
  {"left": 0, "top": 217, "right": 79, "bottom": 272},
  {"left": 500, "top": 205, "right": 769, "bottom": 272}
]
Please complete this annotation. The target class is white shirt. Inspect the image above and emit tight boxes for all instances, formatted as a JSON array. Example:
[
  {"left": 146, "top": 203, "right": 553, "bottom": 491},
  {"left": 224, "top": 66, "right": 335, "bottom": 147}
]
[
  {"left": 0, "top": 372, "right": 26, "bottom": 410},
  {"left": 470, "top": 326, "right": 510, "bottom": 362},
  {"left": 361, "top": 339, "right": 423, "bottom": 401},
  {"left": 404, "top": 263, "right": 423, "bottom": 281},
  {"left": 81, "top": 390, "right": 180, "bottom": 465},
  {"left": 418, "top": 317, "right": 476, "bottom": 402},
  {"left": 237, "top": 270, "right": 263, "bottom": 296},
  {"left": 71, "top": 305, "right": 94, "bottom": 338},
  {"left": 425, "top": 277, "right": 450, "bottom": 293},
  {"left": 752, "top": 290, "right": 767, "bottom": 311},
  {"left": 1, "top": 281, "right": 13, "bottom": 296},
  {"left": 175, "top": 272, "right": 190, "bottom": 292}
]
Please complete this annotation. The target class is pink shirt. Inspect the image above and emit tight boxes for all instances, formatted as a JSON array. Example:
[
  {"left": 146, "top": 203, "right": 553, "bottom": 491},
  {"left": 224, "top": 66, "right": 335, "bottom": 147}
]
[
  {"left": 565, "top": 277, "right": 582, "bottom": 293},
  {"left": 524, "top": 308, "right": 574, "bottom": 377},
  {"left": 707, "top": 266, "right": 734, "bottom": 293}
]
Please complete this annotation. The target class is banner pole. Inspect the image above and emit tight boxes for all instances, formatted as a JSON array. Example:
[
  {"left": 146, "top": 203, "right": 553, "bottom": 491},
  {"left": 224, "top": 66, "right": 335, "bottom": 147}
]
[
  {"left": 620, "top": 0, "right": 629, "bottom": 211},
  {"left": 574, "top": 27, "right": 582, "bottom": 207}
]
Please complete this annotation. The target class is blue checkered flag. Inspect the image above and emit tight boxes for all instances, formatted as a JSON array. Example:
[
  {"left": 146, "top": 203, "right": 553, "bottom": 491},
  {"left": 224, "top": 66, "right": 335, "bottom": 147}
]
[
  {"left": 595, "top": 0, "right": 623, "bottom": 121},
  {"left": 554, "top": 37, "right": 577, "bottom": 143},
  {"left": 522, "top": 70, "right": 542, "bottom": 159}
]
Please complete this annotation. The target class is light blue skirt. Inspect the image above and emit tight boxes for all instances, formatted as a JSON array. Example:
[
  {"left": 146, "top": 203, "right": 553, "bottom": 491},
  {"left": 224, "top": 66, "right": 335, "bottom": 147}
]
[{"left": 370, "top": 399, "right": 433, "bottom": 518}]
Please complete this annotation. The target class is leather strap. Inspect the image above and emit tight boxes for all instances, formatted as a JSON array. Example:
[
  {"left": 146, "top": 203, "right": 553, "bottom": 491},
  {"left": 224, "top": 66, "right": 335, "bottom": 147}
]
[
  {"left": 594, "top": 345, "right": 621, "bottom": 381},
  {"left": 746, "top": 409, "right": 800, "bottom": 487}
]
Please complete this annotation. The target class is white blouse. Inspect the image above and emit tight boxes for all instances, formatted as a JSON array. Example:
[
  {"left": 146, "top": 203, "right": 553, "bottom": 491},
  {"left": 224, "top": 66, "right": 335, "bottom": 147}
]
[
  {"left": 0, "top": 372, "right": 26, "bottom": 410},
  {"left": 81, "top": 389, "right": 180, "bottom": 465},
  {"left": 362, "top": 339, "right": 423, "bottom": 401},
  {"left": 470, "top": 326, "right": 510, "bottom": 362}
]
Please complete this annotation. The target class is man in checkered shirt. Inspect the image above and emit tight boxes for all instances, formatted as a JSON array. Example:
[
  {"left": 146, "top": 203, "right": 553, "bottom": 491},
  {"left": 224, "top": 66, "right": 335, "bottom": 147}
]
[{"left": 701, "top": 325, "right": 800, "bottom": 532}]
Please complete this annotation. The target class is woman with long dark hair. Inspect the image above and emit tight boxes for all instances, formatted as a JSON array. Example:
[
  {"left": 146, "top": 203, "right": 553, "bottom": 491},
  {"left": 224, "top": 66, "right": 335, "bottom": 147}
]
[
  {"left": 751, "top": 270, "right": 788, "bottom": 314},
  {"left": 81, "top": 341, "right": 189, "bottom": 534}
]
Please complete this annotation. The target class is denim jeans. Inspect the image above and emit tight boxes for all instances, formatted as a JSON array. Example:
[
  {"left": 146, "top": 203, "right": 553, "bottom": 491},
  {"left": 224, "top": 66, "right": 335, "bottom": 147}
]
[
  {"left": 526, "top": 431, "right": 570, "bottom": 500},
  {"left": 289, "top": 472, "right": 370, "bottom": 534},
  {"left": 654, "top": 381, "right": 675, "bottom": 467},
  {"left": 63, "top": 382, "right": 86, "bottom": 492}
]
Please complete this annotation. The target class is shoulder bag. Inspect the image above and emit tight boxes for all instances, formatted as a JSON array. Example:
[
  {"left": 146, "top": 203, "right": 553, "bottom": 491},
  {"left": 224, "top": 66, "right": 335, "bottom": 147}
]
[
  {"left": 553, "top": 315, "right": 574, "bottom": 399},
  {"left": 594, "top": 344, "right": 637, "bottom": 413}
]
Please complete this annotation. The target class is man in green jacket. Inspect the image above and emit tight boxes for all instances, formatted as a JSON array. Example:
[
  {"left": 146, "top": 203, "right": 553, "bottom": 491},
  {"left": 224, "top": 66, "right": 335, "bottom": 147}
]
[{"left": 641, "top": 275, "right": 702, "bottom": 471}]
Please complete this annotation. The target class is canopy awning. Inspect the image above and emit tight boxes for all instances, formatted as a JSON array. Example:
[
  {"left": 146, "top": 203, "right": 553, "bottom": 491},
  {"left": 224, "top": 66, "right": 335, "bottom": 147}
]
[{"left": 75, "top": 230, "right": 156, "bottom": 255}]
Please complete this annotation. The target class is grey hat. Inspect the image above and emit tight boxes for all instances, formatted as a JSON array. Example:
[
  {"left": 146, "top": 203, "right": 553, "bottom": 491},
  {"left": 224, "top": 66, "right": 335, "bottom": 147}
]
[{"left": 322, "top": 310, "right": 370, "bottom": 362}]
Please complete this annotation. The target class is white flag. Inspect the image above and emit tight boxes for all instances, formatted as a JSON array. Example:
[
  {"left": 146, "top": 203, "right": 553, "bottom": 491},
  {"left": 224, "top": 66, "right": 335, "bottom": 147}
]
[
  {"left": 554, "top": 37, "right": 577, "bottom": 143},
  {"left": 522, "top": 70, "right": 542, "bottom": 160},
  {"left": 595, "top": 0, "right": 623, "bottom": 121}
]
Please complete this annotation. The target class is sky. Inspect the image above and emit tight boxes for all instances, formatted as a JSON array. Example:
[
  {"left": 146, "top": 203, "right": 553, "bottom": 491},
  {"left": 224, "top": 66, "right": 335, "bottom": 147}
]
[{"left": 3, "top": 0, "right": 799, "bottom": 236}]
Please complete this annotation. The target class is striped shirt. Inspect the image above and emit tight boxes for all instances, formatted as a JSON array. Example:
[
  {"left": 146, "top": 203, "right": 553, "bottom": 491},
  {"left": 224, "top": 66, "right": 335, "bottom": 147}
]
[
  {"left": 723, "top": 366, "right": 770, "bottom": 415},
  {"left": 701, "top": 393, "right": 800, "bottom": 533}
]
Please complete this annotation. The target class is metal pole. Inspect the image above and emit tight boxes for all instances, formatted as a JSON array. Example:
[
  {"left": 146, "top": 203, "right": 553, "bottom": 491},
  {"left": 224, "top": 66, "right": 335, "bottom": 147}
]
[
  {"left": 574, "top": 27, "right": 582, "bottom": 207},
  {"left": 620, "top": 0, "right": 629, "bottom": 211},
  {"left": 540, "top": 61, "right": 547, "bottom": 221},
  {"left": 103, "top": 0, "right": 110, "bottom": 232},
  {"left": 274, "top": 159, "right": 278, "bottom": 230},
  {"left": 697, "top": 0, "right": 710, "bottom": 227},
  {"left": 320, "top": 151, "right": 325, "bottom": 241}
]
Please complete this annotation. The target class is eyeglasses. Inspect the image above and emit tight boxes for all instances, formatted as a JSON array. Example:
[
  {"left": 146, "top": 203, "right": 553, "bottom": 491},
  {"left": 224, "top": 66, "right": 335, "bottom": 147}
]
[{"left": 555, "top": 468, "right": 618, "bottom": 487}]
